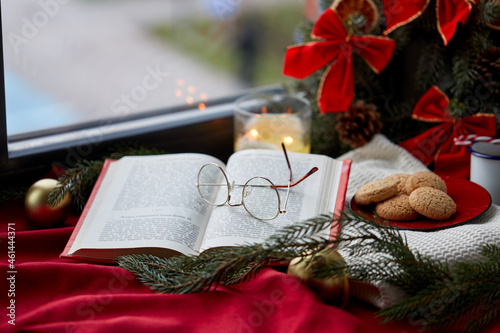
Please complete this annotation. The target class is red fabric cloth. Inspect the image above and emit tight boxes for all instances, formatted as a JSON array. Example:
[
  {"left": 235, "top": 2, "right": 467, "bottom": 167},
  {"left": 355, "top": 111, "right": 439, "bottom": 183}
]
[
  {"left": 283, "top": 8, "right": 395, "bottom": 113},
  {"left": 1, "top": 198, "right": 500, "bottom": 333}
]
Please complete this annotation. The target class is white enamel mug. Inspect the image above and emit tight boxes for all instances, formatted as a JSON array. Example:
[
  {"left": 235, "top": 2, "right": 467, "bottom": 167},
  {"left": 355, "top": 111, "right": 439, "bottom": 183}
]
[{"left": 468, "top": 141, "right": 500, "bottom": 206}]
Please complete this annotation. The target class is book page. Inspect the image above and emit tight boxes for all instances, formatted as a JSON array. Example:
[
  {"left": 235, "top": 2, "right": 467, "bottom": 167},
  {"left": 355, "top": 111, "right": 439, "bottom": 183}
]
[
  {"left": 200, "top": 149, "right": 344, "bottom": 251},
  {"left": 68, "top": 153, "right": 224, "bottom": 257}
]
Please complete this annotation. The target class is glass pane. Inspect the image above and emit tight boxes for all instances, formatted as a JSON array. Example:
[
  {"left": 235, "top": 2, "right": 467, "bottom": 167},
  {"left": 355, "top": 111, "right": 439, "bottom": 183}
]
[
  {"left": 198, "top": 163, "right": 228, "bottom": 205},
  {"left": 2, "top": 0, "right": 304, "bottom": 135},
  {"left": 243, "top": 176, "right": 279, "bottom": 220}
]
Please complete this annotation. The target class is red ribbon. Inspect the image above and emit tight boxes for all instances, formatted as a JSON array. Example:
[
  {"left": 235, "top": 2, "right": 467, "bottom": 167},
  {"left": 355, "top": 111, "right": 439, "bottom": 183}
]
[
  {"left": 383, "top": 0, "right": 476, "bottom": 46},
  {"left": 282, "top": 8, "right": 395, "bottom": 113},
  {"left": 400, "top": 86, "right": 497, "bottom": 179}
]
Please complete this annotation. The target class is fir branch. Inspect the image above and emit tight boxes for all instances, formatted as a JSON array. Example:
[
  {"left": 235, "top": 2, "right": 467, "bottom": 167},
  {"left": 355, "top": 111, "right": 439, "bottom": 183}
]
[
  {"left": 469, "top": 29, "right": 492, "bottom": 59},
  {"left": 48, "top": 160, "right": 104, "bottom": 211},
  {"left": 478, "top": 0, "right": 500, "bottom": 27},
  {"left": 450, "top": 54, "right": 478, "bottom": 101},
  {"left": 118, "top": 214, "right": 337, "bottom": 293},
  {"left": 415, "top": 37, "right": 447, "bottom": 91},
  {"left": 379, "top": 245, "right": 500, "bottom": 332},
  {"left": 0, "top": 186, "right": 29, "bottom": 203},
  {"left": 330, "top": 212, "right": 450, "bottom": 294}
]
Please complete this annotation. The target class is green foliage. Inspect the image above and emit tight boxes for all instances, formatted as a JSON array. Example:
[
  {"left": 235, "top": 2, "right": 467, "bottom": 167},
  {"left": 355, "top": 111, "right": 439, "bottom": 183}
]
[
  {"left": 379, "top": 244, "right": 500, "bottom": 332},
  {"left": 48, "top": 160, "right": 104, "bottom": 212},
  {"left": 119, "top": 214, "right": 336, "bottom": 293},
  {"left": 119, "top": 210, "right": 500, "bottom": 332}
]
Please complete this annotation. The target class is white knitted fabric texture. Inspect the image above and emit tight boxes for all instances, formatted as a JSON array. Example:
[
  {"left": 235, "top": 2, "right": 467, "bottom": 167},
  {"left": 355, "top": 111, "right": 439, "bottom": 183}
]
[{"left": 337, "top": 134, "right": 500, "bottom": 309}]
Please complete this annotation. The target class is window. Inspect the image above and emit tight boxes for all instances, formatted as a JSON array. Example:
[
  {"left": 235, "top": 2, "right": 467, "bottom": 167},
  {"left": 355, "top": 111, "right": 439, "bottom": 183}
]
[{"left": 0, "top": 0, "right": 304, "bottom": 177}]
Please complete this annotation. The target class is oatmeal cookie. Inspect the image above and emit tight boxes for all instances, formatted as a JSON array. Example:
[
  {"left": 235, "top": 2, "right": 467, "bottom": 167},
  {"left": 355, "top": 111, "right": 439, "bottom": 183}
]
[
  {"left": 384, "top": 173, "right": 411, "bottom": 194},
  {"left": 405, "top": 171, "right": 447, "bottom": 194},
  {"left": 375, "top": 194, "right": 420, "bottom": 221},
  {"left": 354, "top": 179, "right": 398, "bottom": 205},
  {"left": 408, "top": 187, "right": 456, "bottom": 220}
]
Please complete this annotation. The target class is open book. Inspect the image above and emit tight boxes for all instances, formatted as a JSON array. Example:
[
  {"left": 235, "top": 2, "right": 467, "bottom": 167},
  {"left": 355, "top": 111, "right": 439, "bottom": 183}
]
[{"left": 61, "top": 149, "right": 351, "bottom": 262}]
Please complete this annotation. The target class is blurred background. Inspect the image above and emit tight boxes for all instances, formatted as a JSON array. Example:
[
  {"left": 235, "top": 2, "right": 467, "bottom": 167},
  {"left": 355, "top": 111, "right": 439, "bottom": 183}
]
[{"left": 1, "top": 0, "right": 307, "bottom": 135}]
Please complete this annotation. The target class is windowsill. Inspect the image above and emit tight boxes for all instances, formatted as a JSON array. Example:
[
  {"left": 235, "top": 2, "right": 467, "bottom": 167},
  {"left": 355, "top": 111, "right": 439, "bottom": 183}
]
[
  {"left": 8, "top": 100, "right": 233, "bottom": 158},
  {"left": 1, "top": 85, "right": 284, "bottom": 183}
]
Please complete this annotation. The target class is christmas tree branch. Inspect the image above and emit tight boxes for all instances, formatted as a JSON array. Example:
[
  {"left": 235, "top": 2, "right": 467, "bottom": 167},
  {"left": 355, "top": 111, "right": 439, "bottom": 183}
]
[
  {"left": 119, "top": 210, "right": 499, "bottom": 332},
  {"left": 379, "top": 244, "right": 500, "bottom": 332},
  {"left": 48, "top": 160, "right": 104, "bottom": 211},
  {"left": 118, "top": 214, "right": 337, "bottom": 293}
]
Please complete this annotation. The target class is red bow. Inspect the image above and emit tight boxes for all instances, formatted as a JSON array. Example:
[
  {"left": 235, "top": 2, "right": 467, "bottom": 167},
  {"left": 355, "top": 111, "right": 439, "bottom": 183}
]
[
  {"left": 383, "top": 0, "right": 476, "bottom": 45},
  {"left": 400, "top": 86, "right": 497, "bottom": 178},
  {"left": 282, "top": 8, "right": 395, "bottom": 113}
]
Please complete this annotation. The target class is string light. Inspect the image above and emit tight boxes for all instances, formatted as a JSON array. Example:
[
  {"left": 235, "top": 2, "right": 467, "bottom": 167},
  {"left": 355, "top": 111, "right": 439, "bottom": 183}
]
[{"left": 174, "top": 79, "right": 208, "bottom": 110}]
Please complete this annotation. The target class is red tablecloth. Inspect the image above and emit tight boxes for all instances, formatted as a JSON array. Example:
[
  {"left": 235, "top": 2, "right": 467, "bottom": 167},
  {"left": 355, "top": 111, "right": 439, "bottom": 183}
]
[{"left": 1, "top": 198, "right": 499, "bottom": 333}]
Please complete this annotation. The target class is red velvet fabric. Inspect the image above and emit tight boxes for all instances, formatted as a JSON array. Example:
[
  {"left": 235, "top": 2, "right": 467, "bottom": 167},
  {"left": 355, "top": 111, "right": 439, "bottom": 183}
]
[{"left": 1, "top": 198, "right": 500, "bottom": 333}]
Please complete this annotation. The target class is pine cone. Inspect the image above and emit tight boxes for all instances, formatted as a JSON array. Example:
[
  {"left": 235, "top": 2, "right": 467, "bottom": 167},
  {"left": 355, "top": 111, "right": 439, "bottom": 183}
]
[
  {"left": 475, "top": 46, "right": 500, "bottom": 96},
  {"left": 335, "top": 100, "right": 382, "bottom": 148}
]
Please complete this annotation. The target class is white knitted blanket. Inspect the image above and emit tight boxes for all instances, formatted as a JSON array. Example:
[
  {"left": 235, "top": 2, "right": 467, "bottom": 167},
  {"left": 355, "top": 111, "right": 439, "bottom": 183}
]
[{"left": 338, "top": 134, "right": 500, "bottom": 308}]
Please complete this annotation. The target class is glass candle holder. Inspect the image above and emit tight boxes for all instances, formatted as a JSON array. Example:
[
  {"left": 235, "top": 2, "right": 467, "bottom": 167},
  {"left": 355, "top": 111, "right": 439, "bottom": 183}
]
[{"left": 234, "top": 94, "right": 311, "bottom": 153}]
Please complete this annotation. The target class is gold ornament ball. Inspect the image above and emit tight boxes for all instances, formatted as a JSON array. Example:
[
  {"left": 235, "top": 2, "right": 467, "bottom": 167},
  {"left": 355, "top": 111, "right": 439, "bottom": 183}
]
[
  {"left": 24, "top": 178, "right": 71, "bottom": 227},
  {"left": 288, "top": 248, "right": 349, "bottom": 306}
]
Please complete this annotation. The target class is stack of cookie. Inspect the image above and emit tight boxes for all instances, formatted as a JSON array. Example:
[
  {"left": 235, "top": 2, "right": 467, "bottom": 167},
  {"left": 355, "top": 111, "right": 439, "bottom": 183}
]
[{"left": 354, "top": 171, "right": 457, "bottom": 221}]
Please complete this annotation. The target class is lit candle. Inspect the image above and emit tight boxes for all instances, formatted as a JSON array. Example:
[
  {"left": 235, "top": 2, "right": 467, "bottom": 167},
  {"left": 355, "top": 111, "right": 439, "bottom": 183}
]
[{"left": 234, "top": 95, "right": 311, "bottom": 153}]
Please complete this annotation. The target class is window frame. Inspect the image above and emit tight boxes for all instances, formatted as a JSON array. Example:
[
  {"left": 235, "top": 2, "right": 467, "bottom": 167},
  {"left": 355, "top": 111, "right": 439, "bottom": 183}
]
[{"left": 0, "top": 2, "right": 285, "bottom": 183}]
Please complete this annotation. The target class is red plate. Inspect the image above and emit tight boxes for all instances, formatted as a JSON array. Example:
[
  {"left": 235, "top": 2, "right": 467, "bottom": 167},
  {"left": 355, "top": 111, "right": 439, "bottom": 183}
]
[{"left": 350, "top": 176, "right": 492, "bottom": 231}]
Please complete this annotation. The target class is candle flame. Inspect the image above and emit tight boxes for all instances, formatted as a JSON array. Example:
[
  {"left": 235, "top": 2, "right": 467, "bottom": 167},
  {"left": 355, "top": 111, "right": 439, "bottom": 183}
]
[
  {"left": 261, "top": 106, "right": 267, "bottom": 114},
  {"left": 250, "top": 129, "right": 259, "bottom": 138},
  {"left": 284, "top": 136, "right": 294, "bottom": 145}
]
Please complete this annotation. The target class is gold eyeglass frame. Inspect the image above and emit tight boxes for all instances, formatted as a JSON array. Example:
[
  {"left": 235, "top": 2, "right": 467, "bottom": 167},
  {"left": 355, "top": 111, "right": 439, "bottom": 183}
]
[{"left": 196, "top": 143, "right": 318, "bottom": 220}]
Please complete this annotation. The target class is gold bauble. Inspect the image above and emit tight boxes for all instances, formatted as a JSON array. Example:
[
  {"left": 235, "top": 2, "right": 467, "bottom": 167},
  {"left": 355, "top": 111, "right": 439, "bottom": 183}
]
[
  {"left": 24, "top": 178, "right": 71, "bottom": 227},
  {"left": 288, "top": 248, "right": 349, "bottom": 306}
]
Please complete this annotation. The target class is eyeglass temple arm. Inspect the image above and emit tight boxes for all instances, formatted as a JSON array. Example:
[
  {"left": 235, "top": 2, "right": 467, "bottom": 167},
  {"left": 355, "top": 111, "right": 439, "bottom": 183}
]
[
  {"left": 274, "top": 143, "right": 318, "bottom": 188},
  {"left": 274, "top": 167, "right": 318, "bottom": 188},
  {"left": 282, "top": 143, "right": 293, "bottom": 184}
]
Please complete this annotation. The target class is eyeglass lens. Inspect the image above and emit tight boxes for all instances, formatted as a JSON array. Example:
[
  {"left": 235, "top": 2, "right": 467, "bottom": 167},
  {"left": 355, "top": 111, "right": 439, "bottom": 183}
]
[
  {"left": 197, "top": 164, "right": 229, "bottom": 206},
  {"left": 243, "top": 177, "right": 280, "bottom": 220}
]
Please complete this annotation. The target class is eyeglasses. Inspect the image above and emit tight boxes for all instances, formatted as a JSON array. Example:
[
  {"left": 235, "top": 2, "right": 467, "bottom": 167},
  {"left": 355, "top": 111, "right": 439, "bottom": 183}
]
[{"left": 196, "top": 143, "right": 318, "bottom": 220}]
